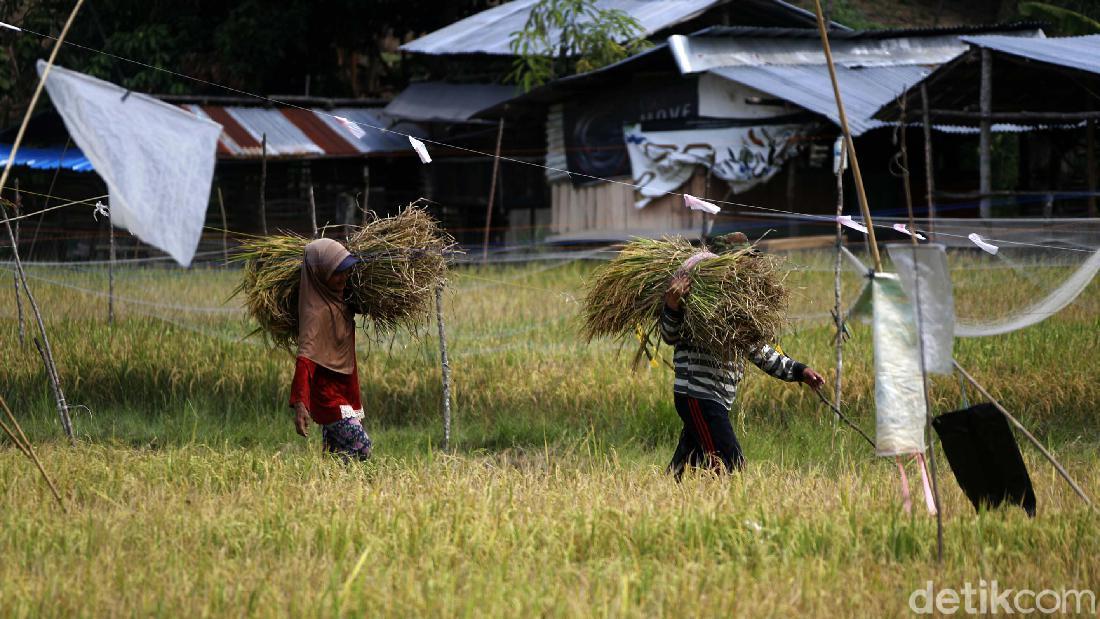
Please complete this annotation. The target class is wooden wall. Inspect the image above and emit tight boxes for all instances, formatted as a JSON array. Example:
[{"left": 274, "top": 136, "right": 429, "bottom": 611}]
[{"left": 550, "top": 169, "right": 708, "bottom": 238}]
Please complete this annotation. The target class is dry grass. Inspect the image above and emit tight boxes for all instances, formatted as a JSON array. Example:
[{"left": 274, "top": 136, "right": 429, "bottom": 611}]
[
  {"left": 582, "top": 237, "right": 789, "bottom": 362},
  {"left": 1, "top": 248, "right": 1098, "bottom": 617},
  {"left": 232, "top": 205, "right": 456, "bottom": 348}
]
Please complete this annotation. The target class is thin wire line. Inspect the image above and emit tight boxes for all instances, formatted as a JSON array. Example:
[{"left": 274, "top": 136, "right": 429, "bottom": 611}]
[
  {"left": 0, "top": 194, "right": 108, "bottom": 225},
  {"left": 5, "top": 25, "right": 1100, "bottom": 256}
]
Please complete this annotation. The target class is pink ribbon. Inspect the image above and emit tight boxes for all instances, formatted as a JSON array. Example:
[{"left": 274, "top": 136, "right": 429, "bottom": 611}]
[{"left": 917, "top": 453, "right": 938, "bottom": 515}]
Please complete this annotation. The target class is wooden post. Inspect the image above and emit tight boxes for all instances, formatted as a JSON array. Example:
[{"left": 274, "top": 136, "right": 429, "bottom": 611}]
[
  {"left": 0, "top": 0, "right": 84, "bottom": 444},
  {"left": 1087, "top": 119, "right": 1097, "bottom": 218},
  {"left": 361, "top": 164, "right": 370, "bottom": 223},
  {"left": 107, "top": 208, "right": 115, "bottom": 325},
  {"left": 259, "top": 133, "right": 268, "bottom": 235},
  {"left": 900, "top": 104, "right": 944, "bottom": 562},
  {"left": 216, "top": 185, "right": 229, "bottom": 265},
  {"left": 811, "top": 0, "right": 882, "bottom": 271},
  {"left": 954, "top": 361, "right": 1094, "bottom": 510},
  {"left": 482, "top": 118, "right": 505, "bottom": 263},
  {"left": 920, "top": 84, "right": 936, "bottom": 237},
  {"left": 307, "top": 184, "right": 319, "bottom": 239},
  {"left": 979, "top": 49, "right": 993, "bottom": 219},
  {"left": 13, "top": 179, "right": 25, "bottom": 346},
  {"left": 435, "top": 282, "right": 453, "bottom": 450}
]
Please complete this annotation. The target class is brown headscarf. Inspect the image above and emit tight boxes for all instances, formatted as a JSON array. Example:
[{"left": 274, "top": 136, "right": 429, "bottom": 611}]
[{"left": 297, "top": 239, "right": 356, "bottom": 374}]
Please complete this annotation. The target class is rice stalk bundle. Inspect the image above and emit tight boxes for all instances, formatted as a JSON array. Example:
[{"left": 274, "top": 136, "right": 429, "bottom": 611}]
[
  {"left": 232, "top": 205, "right": 457, "bottom": 348},
  {"left": 582, "top": 236, "right": 789, "bottom": 362}
]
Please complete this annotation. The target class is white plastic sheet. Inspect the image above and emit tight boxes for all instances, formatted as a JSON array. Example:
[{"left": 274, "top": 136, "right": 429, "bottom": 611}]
[
  {"left": 40, "top": 61, "right": 222, "bottom": 267},
  {"left": 886, "top": 244, "right": 955, "bottom": 374},
  {"left": 873, "top": 272, "right": 928, "bottom": 457}
]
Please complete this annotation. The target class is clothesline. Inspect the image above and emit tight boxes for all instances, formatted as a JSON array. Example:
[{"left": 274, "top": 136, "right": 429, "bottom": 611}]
[{"left": 1, "top": 24, "right": 1099, "bottom": 257}]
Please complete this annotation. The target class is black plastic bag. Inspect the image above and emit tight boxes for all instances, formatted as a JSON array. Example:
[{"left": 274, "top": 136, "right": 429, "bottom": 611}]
[{"left": 932, "top": 403, "right": 1037, "bottom": 517}]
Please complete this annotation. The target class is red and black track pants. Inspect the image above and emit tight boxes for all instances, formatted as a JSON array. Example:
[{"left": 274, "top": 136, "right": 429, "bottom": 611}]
[{"left": 668, "top": 393, "right": 745, "bottom": 480}]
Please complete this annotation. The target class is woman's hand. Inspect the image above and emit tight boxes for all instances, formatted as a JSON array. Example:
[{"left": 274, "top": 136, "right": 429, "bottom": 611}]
[
  {"left": 294, "top": 402, "right": 311, "bottom": 437},
  {"left": 665, "top": 273, "right": 692, "bottom": 311}
]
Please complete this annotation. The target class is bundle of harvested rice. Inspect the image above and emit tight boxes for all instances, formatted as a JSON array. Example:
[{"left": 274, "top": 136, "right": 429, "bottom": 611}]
[
  {"left": 233, "top": 205, "right": 457, "bottom": 348},
  {"left": 582, "top": 236, "right": 789, "bottom": 362}
]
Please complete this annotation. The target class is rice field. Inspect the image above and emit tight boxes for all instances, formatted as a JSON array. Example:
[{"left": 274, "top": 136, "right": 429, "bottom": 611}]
[{"left": 1, "top": 249, "right": 1098, "bottom": 617}]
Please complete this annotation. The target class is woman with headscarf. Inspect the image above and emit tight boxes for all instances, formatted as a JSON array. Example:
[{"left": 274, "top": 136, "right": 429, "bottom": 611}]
[{"left": 289, "top": 238, "right": 372, "bottom": 460}]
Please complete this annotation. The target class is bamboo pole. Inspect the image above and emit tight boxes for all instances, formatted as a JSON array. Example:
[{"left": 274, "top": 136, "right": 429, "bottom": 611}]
[
  {"left": 259, "top": 133, "right": 268, "bottom": 235},
  {"left": 954, "top": 361, "right": 1094, "bottom": 511},
  {"left": 435, "top": 283, "right": 453, "bottom": 450},
  {"left": 216, "top": 185, "right": 229, "bottom": 265},
  {"left": 482, "top": 118, "right": 505, "bottom": 264},
  {"left": 900, "top": 104, "right": 944, "bottom": 562},
  {"left": 811, "top": 0, "right": 882, "bottom": 271},
  {"left": 920, "top": 84, "right": 937, "bottom": 237},
  {"left": 13, "top": 179, "right": 25, "bottom": 346},
  {"left": 0, "top": 0, "right": 89, "bottom": 445},
  {"left": 0, "top": 394, "right": 65, "bottom": 511},
  {"left": 1087, "top": 119, "right": 1097, "bottom": 218}
]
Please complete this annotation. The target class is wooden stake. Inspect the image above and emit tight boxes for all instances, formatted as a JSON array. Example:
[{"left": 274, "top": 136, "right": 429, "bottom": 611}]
[
  {"left": 259, "top": 133, "right": 268, "bottom": 235},
  {"left": 979, "top": 49, "right": 993, "bottom": 219},
  {"left": 0, "top": 394, "right": 66, "bottom": 511},
  {"left": 832, "top": 138, "right": 845, "bottom": 421},
  {"left": 920, "top": 84, "right": 937, "bottom": 237},
  {"left": 811, "top": 0, "right": 882, "bottom": 271},
  {"left": 307, "top": 184, "right": 319, "bottom": 239},
  {"left": 954, "top": 361, "right": 1094, "bottom": 511},
  {"left": 482, "top": 118, "right": 505, "bottom": 264},
  {"left": 435, "top": 282, "right": 452, "bottom": 450},
  {"left": 216, "top": 185, "right": 229, "bottom": 265},
  {"left": 13, "top": 179, "right": 25, "bottom": 346}
]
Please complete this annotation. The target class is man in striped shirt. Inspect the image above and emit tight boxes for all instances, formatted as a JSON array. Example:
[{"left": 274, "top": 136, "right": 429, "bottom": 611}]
[{"left": 661, "top": 268, "right": 824, "bottom": 479}]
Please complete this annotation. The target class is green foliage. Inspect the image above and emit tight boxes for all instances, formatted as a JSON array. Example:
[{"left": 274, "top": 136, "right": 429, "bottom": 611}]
[
  {"left": 507, "top": 0, "right": 652, "bottom": 92},
  {"left": 1019, "top": 2, "right": 1100, "bottom": 35}
]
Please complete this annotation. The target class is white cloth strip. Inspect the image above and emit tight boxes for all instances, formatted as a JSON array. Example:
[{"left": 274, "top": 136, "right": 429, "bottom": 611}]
[
  {"left": 968, "top": 233, "right": 999, "bottom": 255},
  {"left": 684, "top": 194, "right": 721, "bottom": 214},
  {"left": 892, "top": 223, "right": 926, "bottom": 240},
  {"left": 334, "top": 115, "right": 365, "bottom": 140},
  {"left": 837, "top": 215, "right": 868, "bottom": 234},
  {"left": 409, "top": 136, "right": 431, "bottom": 163}
]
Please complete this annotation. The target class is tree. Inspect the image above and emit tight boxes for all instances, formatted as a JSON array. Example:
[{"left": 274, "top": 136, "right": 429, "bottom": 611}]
[{"left": 507, "top": 0, "right": 651, "bottom": 92}]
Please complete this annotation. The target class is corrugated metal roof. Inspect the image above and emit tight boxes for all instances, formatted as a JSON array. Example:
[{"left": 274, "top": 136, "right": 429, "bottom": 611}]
[
  {"left": 671, "top": 28, "right": 1041, "bottom": 73},
  {"left": 708, "top": 64, "right": 930, "bottom": 135},
  {"left": 0, "top": 144, "right": 93, "bottom": 171},
  {"left": 960, "top": 34, "right": 1100, "bottom": 76},
  {"left": 401, "top": 0, "right": 723, "bottom": 56},
  {"left": 181, "top": 105, "right": 421, "bottom": 158},
  {"left": 384, "top": 82, "right": 518, "bottom": 123}
]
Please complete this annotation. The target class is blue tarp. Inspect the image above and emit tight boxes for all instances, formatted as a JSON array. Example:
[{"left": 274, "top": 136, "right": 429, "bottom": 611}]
[{"left": 0, "top": 144, "right": 93, "bottom": 172}]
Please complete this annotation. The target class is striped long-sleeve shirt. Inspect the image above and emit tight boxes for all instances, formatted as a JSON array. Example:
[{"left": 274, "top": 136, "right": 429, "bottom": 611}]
[{"left": 660, "top": 304, "right": 806, "bottom": 410}]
